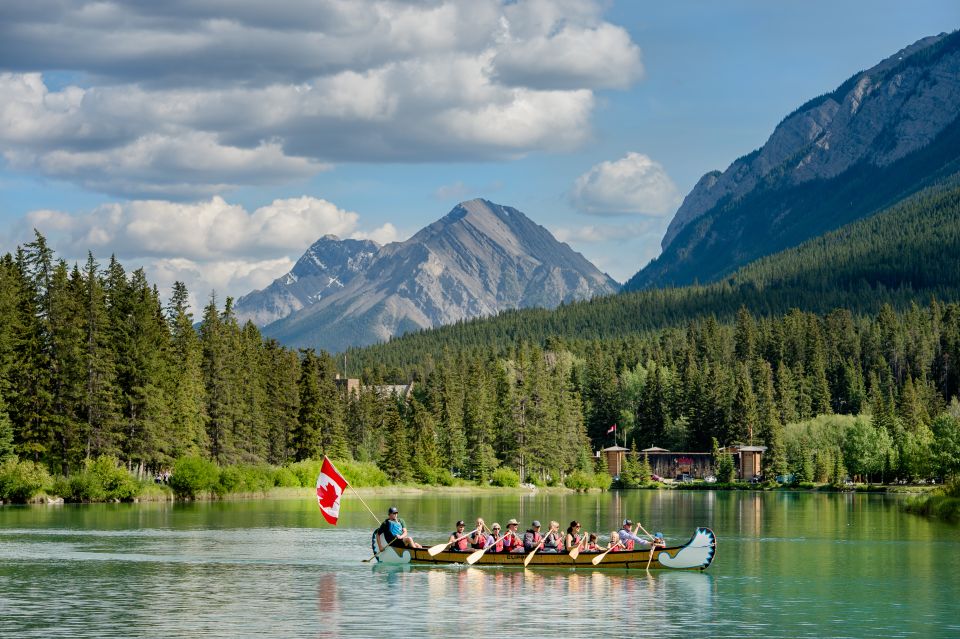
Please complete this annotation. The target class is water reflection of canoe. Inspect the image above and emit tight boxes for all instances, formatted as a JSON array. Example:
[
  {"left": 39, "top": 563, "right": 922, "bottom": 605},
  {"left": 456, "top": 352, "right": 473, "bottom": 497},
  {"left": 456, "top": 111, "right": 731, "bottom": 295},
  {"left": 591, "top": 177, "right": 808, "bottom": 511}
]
[{"left": 379, "top": 528, "right": 716, "bottom": 570}]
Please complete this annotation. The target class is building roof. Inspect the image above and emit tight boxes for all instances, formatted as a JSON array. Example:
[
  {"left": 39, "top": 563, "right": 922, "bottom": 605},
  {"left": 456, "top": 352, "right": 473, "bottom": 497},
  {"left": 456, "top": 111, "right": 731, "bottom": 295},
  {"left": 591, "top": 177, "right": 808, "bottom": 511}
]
[
  {"left": 601, "top": 446, "right": 630, "bottom": 452},
  {"left": 641, "top": 446, "right": 670, "bottom": 452}
]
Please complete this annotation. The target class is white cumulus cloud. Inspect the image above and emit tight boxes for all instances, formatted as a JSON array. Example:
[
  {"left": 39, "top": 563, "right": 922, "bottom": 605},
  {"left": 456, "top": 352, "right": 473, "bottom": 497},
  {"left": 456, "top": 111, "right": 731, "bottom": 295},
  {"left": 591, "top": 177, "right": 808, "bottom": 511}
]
[
  {"left": 13, "top": 195, "right": 400, "bottom": 312},
  {"left": 0, "top": 1, "right": 644, "bottom": 199},
  {"left": 571, "top": 152, "right": 682, "bottom": 217}
]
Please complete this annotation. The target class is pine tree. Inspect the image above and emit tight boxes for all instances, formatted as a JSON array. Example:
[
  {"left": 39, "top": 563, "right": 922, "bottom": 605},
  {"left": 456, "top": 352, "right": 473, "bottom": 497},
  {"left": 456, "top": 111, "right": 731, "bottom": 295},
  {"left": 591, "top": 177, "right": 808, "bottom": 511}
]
[
  {"left": 0, "top": 389, "right": 15, "bottom": 460},
  {"left": 409, "top": 399, "right": 440, "bottom": 483},
  {"left": 166, "top": 281, "right": 208, "bottom": 460},
  {"left": 381, "top": 398, "right": 412, "bottom": 482},
  {"left": 293, "top": 349, "right": 322, "bottom": 462},
  {"left": 731, "top": 363, "right": 759, "bottom": 444}
]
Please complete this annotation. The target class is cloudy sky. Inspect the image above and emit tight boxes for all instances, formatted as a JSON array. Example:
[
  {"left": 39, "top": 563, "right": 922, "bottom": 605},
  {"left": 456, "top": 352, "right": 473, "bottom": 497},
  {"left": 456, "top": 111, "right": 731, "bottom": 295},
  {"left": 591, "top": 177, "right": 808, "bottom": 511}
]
[{"left": 1, "top": 0, "right": 957, "bottom": 309}]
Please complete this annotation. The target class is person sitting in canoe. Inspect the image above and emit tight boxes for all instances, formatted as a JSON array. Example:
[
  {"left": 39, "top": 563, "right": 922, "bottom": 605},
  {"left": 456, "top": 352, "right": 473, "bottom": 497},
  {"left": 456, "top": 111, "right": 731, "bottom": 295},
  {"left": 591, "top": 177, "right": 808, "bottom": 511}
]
[
  {"left": 484, "top": 522, "right": 504, "bottom": 551},
  {"left": 523, "top": 520, "right": 543, "bottom": 552},
  {"left": 540, "top": 520, "right": 563, "bottom": 553},
  {"left": 565, "top": 521, "right": 585, "bottom": 553},
  {"left": 618, "top": 519, "right": 650, "bottom": 550},
  {"left": 470, "top": 518, "right": 488, "bottom": 549},
  {"left": 502, "top": 519, "right": 523, "bottom": 553},
  {"left": 377, "top": 506, "right": 422, "bottom": 549},
  {"left": 448, "top": 520, "right": 471, "bottom": 551},
  {"left": 585, "top": 532, "right": 600, "bottom": 552},
  {"left": 607, "top": 531, "right": 624, "bottom": 552}
]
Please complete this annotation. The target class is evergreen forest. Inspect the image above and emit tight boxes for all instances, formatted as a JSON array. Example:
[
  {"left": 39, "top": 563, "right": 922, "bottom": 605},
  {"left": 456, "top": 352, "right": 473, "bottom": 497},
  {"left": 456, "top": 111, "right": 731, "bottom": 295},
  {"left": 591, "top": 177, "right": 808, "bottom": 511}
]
[{"left": 2, "top": 181, "right": 960, "bottom": 499}]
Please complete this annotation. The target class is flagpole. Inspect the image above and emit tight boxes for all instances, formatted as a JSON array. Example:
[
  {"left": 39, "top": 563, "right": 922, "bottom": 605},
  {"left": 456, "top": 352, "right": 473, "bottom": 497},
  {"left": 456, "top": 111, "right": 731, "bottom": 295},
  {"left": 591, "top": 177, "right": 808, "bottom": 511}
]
[{"left": 347, "top": 483, "right": 384, "bottom": 525}]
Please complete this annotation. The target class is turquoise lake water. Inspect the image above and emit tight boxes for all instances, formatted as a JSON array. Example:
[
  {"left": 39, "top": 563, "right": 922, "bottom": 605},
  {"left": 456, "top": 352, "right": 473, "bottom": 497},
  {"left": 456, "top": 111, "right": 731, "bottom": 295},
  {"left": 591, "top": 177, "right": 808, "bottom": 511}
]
[{"left": 1, "top": 490, "right": 957, "bottom": 638}]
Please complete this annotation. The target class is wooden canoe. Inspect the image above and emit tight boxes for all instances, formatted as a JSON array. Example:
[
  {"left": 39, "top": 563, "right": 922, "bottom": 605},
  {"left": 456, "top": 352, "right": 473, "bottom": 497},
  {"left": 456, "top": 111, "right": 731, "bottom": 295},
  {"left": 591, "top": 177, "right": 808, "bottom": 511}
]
[{"left": 376, "top": 527, "right": 716, "bottom": 570}]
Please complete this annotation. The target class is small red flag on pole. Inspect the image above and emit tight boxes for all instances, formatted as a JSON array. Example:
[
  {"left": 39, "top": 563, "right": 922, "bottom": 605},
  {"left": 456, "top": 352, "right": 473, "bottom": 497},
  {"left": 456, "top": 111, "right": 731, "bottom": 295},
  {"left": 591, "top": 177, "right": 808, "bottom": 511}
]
[
  {"left": 607, "top": 424, "right": 617, "bottom": 434},
  {"left": 316, "top": 456, "right": 348, "bottom": 525}
]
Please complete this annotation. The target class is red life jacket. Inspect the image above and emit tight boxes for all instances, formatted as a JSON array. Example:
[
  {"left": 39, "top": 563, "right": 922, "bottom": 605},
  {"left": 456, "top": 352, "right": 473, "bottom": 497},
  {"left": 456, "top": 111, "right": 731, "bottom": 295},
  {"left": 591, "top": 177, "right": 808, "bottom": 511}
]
[
  {"left": 503, "top": 532, "right": 520, "bottom": 552},
  {"left": 624, "top": 539, "right": 635, "bottom": 551},
  {"left": 452, "top": 533, "right": 470, "bottom": 551},
  {"left": 473, "top": 533, "right": 487, "bottom": 549}
]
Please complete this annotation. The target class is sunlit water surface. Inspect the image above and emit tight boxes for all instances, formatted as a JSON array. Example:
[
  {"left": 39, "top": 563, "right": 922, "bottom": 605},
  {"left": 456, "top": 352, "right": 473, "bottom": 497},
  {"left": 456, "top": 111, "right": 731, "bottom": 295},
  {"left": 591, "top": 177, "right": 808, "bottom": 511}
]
[{"left": 1, "top": 491, "right": 957, "bottom": 638}]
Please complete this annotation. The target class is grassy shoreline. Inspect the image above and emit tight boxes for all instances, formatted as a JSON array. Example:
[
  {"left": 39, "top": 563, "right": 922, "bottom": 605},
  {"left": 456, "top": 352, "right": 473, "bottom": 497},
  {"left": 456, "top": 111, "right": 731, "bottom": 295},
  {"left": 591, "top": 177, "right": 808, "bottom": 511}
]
[{"left": 11, "top": 481, "right": 939, "bottom": 506}]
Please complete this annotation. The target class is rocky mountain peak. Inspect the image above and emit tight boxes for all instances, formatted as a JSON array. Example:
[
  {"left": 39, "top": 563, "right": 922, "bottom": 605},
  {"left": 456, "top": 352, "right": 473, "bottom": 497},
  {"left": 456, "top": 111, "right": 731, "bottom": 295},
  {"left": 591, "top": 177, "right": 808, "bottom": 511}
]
[
  {"left": 257, "top": 199, "right": 620, "bottom": 351},
  {"left": 660, "top": 30, "right": 960, "bottom": 251}
]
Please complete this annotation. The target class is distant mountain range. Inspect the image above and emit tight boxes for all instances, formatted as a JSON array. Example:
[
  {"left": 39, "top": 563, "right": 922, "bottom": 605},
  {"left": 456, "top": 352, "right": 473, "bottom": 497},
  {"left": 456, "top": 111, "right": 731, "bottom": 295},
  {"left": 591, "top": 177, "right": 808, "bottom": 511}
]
[
  {"left": 234, "top": 199, "right": 618, "bottom": 351},
  {"left": 625, "top": 30, "right": 960, "bottom": 291}
]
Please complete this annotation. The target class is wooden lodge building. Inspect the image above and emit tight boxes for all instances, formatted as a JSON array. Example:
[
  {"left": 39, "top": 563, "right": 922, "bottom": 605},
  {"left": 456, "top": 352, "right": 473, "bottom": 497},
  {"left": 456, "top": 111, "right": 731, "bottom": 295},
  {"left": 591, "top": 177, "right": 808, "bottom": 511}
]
[{"left": 601, "top": 445, "right": 767, "bottom": 481}]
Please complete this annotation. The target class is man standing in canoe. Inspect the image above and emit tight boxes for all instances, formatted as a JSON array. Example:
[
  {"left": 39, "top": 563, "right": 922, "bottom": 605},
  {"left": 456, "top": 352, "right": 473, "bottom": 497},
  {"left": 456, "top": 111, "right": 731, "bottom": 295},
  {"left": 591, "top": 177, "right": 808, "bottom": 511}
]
[{"left": 377, "top": 506, "right": 422, "bottom": 549}]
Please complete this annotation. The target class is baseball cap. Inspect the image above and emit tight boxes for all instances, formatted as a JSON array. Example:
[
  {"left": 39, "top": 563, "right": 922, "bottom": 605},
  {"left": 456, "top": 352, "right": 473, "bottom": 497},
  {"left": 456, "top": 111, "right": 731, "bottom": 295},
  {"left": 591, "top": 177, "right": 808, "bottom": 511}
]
[{"left": 388, "top": 506, "right": 399, "bottom": 514}]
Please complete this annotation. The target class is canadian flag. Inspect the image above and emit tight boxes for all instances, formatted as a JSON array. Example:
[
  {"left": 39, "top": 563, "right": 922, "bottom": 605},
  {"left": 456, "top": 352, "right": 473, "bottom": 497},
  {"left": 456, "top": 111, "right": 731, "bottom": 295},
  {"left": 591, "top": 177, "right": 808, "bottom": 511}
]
[
  {"left": 607, "top": 424, "right": 617, "bottom": 434},
  {"left": 316, "top": 456, "right": 348, "bottom": 525}
]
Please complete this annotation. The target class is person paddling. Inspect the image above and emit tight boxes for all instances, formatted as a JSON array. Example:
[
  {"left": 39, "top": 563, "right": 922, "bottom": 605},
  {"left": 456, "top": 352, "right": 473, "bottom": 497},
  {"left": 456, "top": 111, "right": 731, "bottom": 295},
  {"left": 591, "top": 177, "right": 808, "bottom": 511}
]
[
  {"left": 470, "top": 518, "right": 488, "bottom": 549},
  {"left": 502, "top": 519, "right": 523, "bottom": 553},
  {"left": 377, "top": 506, "right": 422, "bottom": 549},
  {"left": 585, "top": 533, "right": 600, "bottom": 552},
  {"left": 485, "top": 522, "right": 505, "bottom": 552},
  {"left": 448, "top": 520, "right": 472, "bottom": 552},
  {"left": 618, "top": 519, "right": 649, "bottom": 551},
  {"left": 565, "top": 521, "right": 585, "bottom": 553},
  {"left": 607, "top": 531, "right": 624, "bottom": 552},
  {"left": 541, "top": 520, "right": 563, "bottom": 553},
  {"left": 523, "top": 520, "right": 543, "bottom": 552}
]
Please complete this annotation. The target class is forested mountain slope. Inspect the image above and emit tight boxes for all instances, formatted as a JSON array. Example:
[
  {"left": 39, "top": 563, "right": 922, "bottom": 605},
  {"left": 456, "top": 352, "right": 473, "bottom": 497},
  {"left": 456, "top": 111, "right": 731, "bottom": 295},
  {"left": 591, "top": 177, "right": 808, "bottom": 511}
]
[
  {"left": 624, "top": 30, "right": 960, "bottom": 290},
  {"left": 347, "top": 179, "right": 960, "bottom": 375}
]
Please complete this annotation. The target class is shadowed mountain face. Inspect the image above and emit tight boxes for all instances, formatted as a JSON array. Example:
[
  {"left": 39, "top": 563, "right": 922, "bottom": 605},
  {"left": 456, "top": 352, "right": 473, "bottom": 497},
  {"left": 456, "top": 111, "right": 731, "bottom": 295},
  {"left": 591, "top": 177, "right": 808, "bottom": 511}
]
[
  {"left": 625, "top": 30, "right": 960, "bottom": 291},
  {"left": 250, "top": 199, "right": 618, "bottom": 351},
  {"left": 234, "top": 236, "right": 379, "bottom": 327}
]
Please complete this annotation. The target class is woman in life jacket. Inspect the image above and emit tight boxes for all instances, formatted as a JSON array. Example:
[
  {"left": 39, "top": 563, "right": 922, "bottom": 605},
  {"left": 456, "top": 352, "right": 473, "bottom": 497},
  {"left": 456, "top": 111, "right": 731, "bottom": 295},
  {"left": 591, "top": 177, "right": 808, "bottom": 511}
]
[
  {"left": 565, "top": 521, "right": 585, "bottom": 553},
  {"left": 448, "top": 520, "right": 471, "bottom": 551},
  {"left": 541, "top": 520, "right": 562, "bottom": 553},
  {"left": 470, "top": 517, "right": 488, "bottom": 549},
  {"left": 485, "top": 522, "right": 504, "bottom": 552}
]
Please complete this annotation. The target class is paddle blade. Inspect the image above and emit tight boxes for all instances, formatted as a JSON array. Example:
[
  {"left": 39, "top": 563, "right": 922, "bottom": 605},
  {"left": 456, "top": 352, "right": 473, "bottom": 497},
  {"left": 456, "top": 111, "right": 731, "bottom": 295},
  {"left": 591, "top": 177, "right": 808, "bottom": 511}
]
[
  {"left": 591, "top": 550, "right": 610, "bottom": 565},
  {"left": 466, "top": 547, "right": 486, "bottom": 565},
  {"left": 523, "top": 548, "right": 538, "bottom": 567},
  {"left": 569, "top": 546, "right": 581, "bottom": 561},
  {"left": 427, "top": 542, "right": 449, "bottom": 557}
]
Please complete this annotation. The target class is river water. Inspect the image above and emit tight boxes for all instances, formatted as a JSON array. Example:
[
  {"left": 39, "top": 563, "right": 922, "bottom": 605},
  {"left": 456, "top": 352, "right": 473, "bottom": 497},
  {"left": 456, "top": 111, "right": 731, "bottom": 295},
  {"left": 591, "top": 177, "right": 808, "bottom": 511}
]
[{"left": 0, "top": 490, "right": 957, "bottom": 638}]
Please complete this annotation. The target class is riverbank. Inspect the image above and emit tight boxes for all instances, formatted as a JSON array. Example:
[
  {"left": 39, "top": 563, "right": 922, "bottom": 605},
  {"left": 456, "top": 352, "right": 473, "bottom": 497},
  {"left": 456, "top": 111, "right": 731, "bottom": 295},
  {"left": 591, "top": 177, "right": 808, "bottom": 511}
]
[{"left": 903, "top": 481, "right": 960, "bottom": 521}]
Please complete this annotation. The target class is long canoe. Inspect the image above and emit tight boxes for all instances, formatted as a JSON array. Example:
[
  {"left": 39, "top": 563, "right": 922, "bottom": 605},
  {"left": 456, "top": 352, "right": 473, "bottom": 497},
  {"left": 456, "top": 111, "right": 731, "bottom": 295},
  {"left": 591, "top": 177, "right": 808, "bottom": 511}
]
[{"left": 376, "top": 527, "right": 716, "bottom": 570}]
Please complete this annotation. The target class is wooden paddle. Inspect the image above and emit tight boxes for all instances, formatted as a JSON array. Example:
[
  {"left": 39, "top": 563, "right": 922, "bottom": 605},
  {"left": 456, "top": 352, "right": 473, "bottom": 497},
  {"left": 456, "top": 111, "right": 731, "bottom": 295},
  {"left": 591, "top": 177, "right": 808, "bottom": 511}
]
[
  {"left": 523, "top": 525, "right": 556, "bottom": 567},
  {"left": 568, "top": 530, "right": 587, "bottom": 560},
  {"left": 427, "top": 527, "right": 480, "bottom": 557},
  {"left": 466, "top": 530, "right": 515, "bottom": 565},
  {"left": 590, "top": 540, "right": 623, "bottom": 565}
]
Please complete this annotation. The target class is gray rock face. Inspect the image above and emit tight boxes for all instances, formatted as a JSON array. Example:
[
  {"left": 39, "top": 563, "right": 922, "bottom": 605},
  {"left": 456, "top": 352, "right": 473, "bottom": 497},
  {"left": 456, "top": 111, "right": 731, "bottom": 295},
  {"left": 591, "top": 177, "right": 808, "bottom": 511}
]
[
  {"left": 662, "top": 32, "right": 960, "bottom": 250},
  {"left": 233, "top": 235, "right": 379, "bottom": 326},
  {"left": 259, "top": 199, "right": 619, "bottom": 351}
]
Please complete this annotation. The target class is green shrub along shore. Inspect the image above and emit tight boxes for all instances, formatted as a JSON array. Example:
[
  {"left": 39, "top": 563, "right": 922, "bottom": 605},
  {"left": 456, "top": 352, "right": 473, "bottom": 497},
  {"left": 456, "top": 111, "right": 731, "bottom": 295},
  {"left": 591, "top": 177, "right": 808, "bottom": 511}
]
[
  {"left": 904, "top": 481, "right": 960, "bottom": 521},
  {"left": 0, "top": 455, "right": 614, "bottom": 503},
  {"left": 3, "top": 451, "right": 943, "bottom": 505}
]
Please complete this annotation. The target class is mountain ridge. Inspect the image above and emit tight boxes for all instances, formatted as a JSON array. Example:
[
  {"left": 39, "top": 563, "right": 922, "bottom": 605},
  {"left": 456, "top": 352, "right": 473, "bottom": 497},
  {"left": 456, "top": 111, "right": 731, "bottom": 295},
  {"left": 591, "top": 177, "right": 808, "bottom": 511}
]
[
  {"left": 239, "top": 198, "right": 618, "bottom": 351},
  {"left": 627, "top": 30, "right": 960, "bottom": 291}
]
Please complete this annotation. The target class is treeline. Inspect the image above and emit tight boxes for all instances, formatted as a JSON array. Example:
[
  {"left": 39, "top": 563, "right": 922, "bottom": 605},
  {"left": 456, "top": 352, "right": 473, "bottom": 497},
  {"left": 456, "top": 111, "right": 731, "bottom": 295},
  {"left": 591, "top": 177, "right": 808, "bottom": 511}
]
[
  {"left": 0, "top": 233, "right": 593, "bottom": 485},
  {"left": 346, "top": 180, "right": 960, "bottom": 377},
  {"left": 3, "top": 230, "right": 960, "bottom": 491}
]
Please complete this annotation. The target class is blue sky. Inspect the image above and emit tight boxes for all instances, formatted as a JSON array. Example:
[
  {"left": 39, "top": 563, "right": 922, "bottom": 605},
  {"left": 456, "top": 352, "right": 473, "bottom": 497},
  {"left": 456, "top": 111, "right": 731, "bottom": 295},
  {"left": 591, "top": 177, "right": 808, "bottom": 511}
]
[{"left": 0, "top": 0, "right": 957, "bottom": 308}]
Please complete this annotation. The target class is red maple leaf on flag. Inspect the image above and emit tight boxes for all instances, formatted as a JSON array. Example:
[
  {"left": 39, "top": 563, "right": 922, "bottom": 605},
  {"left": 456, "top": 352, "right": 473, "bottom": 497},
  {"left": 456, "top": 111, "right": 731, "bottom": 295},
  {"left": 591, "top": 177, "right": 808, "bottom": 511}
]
[
  {"left": 316, "top": 456, "right": 348, "bottom": 525},
  {"left": 317, "top": 481, "right": 339, "bottom": 511}
]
